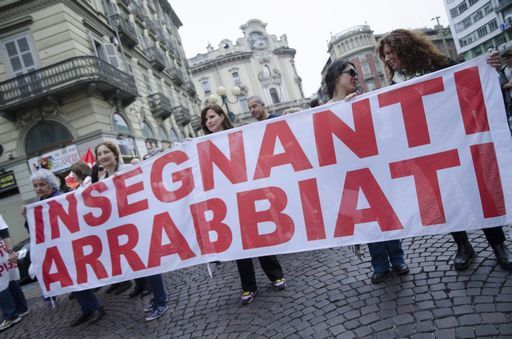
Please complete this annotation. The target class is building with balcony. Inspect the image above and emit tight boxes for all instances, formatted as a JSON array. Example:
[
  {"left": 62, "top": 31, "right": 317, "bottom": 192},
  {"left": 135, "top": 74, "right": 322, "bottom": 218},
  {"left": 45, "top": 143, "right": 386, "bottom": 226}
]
[
  {"left": 188, "top": 19, "right": 310, "bottom": 125},
  {"left": 0, "top": 0, "right": 200, "bottom": 244},
  {"left": 316, "top": 25, "right": 388, "bottom": 103},
  {"left": 375, "top": 26, "right": 461, "bottom": 62},
  {"left": 443, "top": 0, "right": 512, "bottom": 59}
]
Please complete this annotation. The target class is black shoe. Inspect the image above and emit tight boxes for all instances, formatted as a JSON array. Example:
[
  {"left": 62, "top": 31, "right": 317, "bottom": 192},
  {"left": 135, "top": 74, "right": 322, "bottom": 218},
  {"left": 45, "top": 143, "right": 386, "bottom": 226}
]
[
  {"left": 393, "top": 264, "right": 409, "bottom": 275},
  {"left": 114, "top": 281, "right": 132, "bottom": 295},
  {"left": 491, "top": 242, "right": 512, "bottom": 270},
  {"left": 454, "top": 242, "right": 475, "bottom": 271},
  {"left": 70, "top": 312, "right": 91, "bottom": 327},
  {"left": 371, "top": 271, "right": 388, "bottom": 284},
  {"left": 87, "top": 308, "right": 105, "bottom": 325},
  {"left": 105, "top": 283, "right": 119, "bottom": 294}
]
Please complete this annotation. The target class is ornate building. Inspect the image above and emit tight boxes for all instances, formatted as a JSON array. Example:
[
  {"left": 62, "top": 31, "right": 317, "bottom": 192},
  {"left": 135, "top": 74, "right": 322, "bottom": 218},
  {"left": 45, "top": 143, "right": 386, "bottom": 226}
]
[
  {"left": 188, "top": 19, "right": 309, "bottom": 124},
  {"left": 443, "top": 0, "right": 512, "bottom": 59},
  {"left": 319, "top": 25, "right": 389, "bottom": 102},
  {"left": 0, "top": 0, "right": 200, "bottom": 243}
]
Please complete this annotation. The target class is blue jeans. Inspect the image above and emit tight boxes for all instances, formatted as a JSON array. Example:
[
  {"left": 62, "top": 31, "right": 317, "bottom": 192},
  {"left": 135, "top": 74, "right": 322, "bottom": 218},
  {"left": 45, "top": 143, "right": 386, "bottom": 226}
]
[
  {"left": 73, "top": 289, "right": 101, "bottom": 314},
  {"left": 367, "top": 240, "right": 405, "bottom": 273},
  {"left": 146, "top": 275, "right": 167, "bottom": 307},
  {"left": 0, "top": 280, "right": 28, "bottom": 321}
]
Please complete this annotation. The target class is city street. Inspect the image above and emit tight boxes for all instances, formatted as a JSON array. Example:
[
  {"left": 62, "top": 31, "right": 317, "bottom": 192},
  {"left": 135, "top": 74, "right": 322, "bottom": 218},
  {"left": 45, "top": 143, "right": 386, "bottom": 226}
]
[{"left": 6, "top": 231, "right": 512, "bottom": 338}]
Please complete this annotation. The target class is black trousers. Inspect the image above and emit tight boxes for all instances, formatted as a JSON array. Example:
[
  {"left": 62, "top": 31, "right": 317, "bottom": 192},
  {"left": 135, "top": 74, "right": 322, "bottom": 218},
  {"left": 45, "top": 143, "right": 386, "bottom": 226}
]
[
  {"left": 451, "top": 226, "right": 505, "bottom": 246},
  {"left": 236, "top": 256, "right": 283, "bottom": 292}
]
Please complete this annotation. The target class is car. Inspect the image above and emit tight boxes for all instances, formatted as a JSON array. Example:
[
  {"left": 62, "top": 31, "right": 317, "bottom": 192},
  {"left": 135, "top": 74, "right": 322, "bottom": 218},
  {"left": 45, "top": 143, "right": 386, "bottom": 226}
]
[{"left": 13, "top": 238, "right": 34, "bottom": 284}]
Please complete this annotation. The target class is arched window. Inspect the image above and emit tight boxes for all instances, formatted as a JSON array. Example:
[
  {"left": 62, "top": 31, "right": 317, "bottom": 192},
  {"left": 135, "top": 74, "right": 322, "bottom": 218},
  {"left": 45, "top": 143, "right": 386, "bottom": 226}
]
[
  {"left": 269, "top": 88, "right": 280, "bottom": 104},
  {"left": 158, "top": 125, "right": 171, "bottom": 149},
  {"left": 169, "top": 128, "right": 180, "bottom": 143},
  {"left": 25, "top": 120, "right": 73, "bottom": 155},
  {"left": 111, "top": 113, "right": 137, "bottom": 162},
  {"left": 112, "top": 113, "right": 131, "bottom": 135},
  {"left": 264, "top": 65, "right": 272, "bottom": 78},
  {"left": 142, "top": 121, "right": 158, "bottom": 150}
]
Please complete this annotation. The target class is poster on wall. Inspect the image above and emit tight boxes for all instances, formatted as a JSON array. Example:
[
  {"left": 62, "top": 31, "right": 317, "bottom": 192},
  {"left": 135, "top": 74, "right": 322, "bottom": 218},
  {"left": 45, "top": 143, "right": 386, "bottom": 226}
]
[{"left": 28, "top": 145, "right": 81, "bottom": 174}]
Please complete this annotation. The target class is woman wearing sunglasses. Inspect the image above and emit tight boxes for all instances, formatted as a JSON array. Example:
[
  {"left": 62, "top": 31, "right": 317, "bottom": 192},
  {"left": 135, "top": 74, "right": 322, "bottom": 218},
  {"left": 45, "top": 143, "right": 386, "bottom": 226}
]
[{"left": 322, "top": 58, "right": 409, "bottom": 284}]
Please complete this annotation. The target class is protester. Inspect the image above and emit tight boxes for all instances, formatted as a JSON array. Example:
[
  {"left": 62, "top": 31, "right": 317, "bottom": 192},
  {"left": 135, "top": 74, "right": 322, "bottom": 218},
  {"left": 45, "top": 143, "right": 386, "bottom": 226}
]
[
  {"left": 377, "top": 29, "right": 512, "bottom": 271},
  {"left": 70, "top": 161, "right": 92, "bottom": 188},
  {"left": 202, "top": 102, "right": 287, "bottom": 304},
  {"left": 26, "top": 169, "right": 105, "bottom": 326},
  {"left": 322, "top": 58, "right": 410, "bottom": 284},
  {"left": 94, "top": 141, "right": 169, "bottom": 321},
  {"left": 92, "top": 143, "right": 133, "bottom": 296},
  {"left": 499, "top": 47, "right": 512, "bottom": 127},
  {"left": 0, "top": 215, "right": 28, "bottom": 332},
  {"left": 248, "top": 95, "right": 280, "bottom": 121}
]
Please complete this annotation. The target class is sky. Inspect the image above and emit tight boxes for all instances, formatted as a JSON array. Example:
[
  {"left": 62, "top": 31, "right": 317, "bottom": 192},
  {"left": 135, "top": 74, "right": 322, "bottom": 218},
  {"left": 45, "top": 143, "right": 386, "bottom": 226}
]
[{"left": 171, "top": 0, "right": 450, "bottom": 96}]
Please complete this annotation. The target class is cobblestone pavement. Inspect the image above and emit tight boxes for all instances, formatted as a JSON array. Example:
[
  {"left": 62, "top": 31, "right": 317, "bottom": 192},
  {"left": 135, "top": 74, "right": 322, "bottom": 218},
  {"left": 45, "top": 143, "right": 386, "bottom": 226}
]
[{"left": 6, "top": 231, "right": 512, "bottom": 338}]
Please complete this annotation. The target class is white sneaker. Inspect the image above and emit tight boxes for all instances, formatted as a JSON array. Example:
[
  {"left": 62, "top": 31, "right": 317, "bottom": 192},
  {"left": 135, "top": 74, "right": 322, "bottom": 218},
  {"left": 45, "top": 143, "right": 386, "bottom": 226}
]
[{"left": 0, "top": 316, "right": 21, "bottom": 331}]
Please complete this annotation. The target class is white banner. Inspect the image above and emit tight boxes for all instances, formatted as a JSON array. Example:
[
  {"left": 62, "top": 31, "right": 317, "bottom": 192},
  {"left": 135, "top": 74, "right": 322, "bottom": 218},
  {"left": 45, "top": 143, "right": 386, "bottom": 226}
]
[
  {"left": 27, "top": 58, "right": 512, "bottom": 296},
  {"left": 28, "top": 144, "right": 81, "bottom": 174}
]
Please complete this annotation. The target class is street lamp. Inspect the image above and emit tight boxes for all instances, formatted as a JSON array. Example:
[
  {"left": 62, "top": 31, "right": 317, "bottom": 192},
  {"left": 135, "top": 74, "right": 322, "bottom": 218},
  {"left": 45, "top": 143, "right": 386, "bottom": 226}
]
[{"left": 207, "top": 86, "right": 242, "bottom": 122}]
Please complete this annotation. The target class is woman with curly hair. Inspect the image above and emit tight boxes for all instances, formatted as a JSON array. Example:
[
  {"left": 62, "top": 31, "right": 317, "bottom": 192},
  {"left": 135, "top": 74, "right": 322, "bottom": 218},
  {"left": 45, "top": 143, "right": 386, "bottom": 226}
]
[
  {"left": 377, "top": 29, "right": 511, "bottom": 272},
  {"left": 377, "top": 29, "right": 452, "bottom": 84}
]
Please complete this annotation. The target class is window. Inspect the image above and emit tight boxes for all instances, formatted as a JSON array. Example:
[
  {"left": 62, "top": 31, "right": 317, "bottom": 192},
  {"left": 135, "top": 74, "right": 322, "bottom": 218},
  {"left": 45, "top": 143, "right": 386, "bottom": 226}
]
[
  {"left": 158, "top": 125, "right": 171, "bottom": 149},
  {"left": 201, "top": 80, "right": 210, "bottom": 95},
  {"left": 1, "top": 33, "right": 39, "bottom": 77},
  {"left": 458, "top": 2, "right": 468, "bottom": 14},
  {"left": 468, "top": 0, "right": 478, "bottom": 6},
  {"left": 489, "top": 19, "right": 498, "bottom": 31},
  {"left": 477, "top": 26, "right": 488, "bottom": 38},
  {"left": 263, "top": 65, "right": 272, "bottom": 78},
  {"left": 239, "top": 95, "right": 248, "bottom": 112},
  {"left": 112, "top": 113, "right": 137, "bottom": 162},
  {"left": 142, "top": 72, "right": 152, "bottom": 93},
  {"left": 361, "top": 63, "right": 371, "bottom": 76},
  {"left": 112, "top": 113, "right": 131, "bottom": 135},
  {"left": 91, "top": 36, "right": 119, "bottom": 68},
  {"left": 170, "top": 128, "right": 181, "bottom": 142},
  {"left": 142, "top": 121, "right": 158, "bottom": 150},
  {"left": 25, "top": 121, "right": 73, "bottom": 155},
  {"left": 232, "top": 71, "right": 241, "bottom": 85},
  {"left": 155, "top": 76, "right": 163, "bottom": 93},
  {"left": 269, "top": 88, "right": 280, "bottom": 104}
]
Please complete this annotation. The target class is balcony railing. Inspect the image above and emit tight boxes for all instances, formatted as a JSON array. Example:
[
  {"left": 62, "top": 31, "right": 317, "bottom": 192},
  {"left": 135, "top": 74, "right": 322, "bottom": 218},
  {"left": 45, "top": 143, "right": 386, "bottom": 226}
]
[
  {"left": 0, "top": 56, "right": 138, "bottom": 121},
  {"left": 147, "top": 92, "right": 173, "bottom": 120},
  {"left": 145, "top": 47, "right": 166, "bottom": 71},
  {"left": 173, "top": 105, "right": 191, "bottom": 126},
  {"left": 169, "top": 65, "right": 184, "bottom": 85},
  {"left": 145, "top": 16, "right": 157, "bottom": 36},
  {"left": 109, "top": 14, "right": 137, "bottom": 48},
  {"left": 155, "top": 26, "right": 166, "bottom": 43},
  {"left": 131, "top": 4, "right": 144, "bottom": 21},
  {"left": 182, "top": 81, "right": 196, "bottom": 97}
]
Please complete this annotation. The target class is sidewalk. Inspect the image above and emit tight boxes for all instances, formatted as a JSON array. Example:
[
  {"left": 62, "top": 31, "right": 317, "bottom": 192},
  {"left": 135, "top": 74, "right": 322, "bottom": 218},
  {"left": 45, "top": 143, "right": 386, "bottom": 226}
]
[{"left": 7, "top": 232, "right": 512, "bottom": 338}]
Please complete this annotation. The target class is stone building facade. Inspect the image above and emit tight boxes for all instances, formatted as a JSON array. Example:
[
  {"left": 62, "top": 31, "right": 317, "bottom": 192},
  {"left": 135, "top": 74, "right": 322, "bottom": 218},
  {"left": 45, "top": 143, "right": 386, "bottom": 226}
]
[
  {"left": 188, "top": 19, "right": 309, "bottom": 124},
  {"left": 0, "top": 0, "right": 200, "bottom": 243}
]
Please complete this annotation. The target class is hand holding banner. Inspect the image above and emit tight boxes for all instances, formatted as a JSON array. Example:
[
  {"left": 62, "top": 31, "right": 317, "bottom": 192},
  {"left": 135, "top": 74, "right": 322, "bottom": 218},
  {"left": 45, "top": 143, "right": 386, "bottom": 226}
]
[{"left": 27, "top": 58, "right": 512, "bottom": 296}]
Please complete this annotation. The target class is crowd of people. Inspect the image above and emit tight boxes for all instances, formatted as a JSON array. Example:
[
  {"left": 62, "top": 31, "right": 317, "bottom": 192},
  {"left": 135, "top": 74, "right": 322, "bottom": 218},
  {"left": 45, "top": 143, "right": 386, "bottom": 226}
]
[{"left": 1, "top": 28, "right": 511, "bottom": 332}]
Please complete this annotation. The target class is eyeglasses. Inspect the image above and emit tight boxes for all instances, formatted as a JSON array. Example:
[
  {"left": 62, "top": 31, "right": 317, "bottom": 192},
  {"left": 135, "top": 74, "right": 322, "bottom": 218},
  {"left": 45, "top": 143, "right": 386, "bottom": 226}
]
[{"left": 341, "top": 69, "right": 358, "bottom": 77}]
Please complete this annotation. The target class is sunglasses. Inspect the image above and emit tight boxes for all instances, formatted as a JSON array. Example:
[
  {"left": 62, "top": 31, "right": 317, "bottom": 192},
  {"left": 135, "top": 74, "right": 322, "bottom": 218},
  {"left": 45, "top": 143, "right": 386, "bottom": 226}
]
[{"left": 341, "top": 69, "right": 358, "bottom": 77}]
